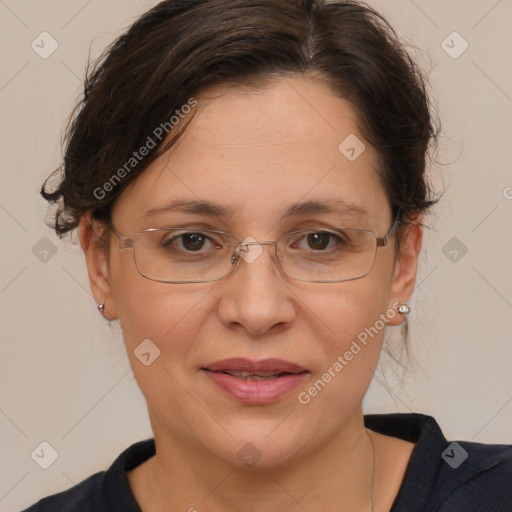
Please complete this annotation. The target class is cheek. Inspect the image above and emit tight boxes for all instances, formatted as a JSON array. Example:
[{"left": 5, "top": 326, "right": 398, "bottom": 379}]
[
  {"left": 296, "top": 264, "right": 394, "bottom": 401},
  {"left": 287, "top": 281, "right": 391, "bottom": 456},
  {"left": 109, "top": 250, "right": 208, "bottom": 356},
  {"left": 110, "top": 266, "right": 212, "bottom": 422},
  {"left": 305, "top": 267, "right": 392, "bottom": 351}
]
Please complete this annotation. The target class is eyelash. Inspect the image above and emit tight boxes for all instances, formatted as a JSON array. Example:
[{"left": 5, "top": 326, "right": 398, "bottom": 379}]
[{"left": 160, "top": 229, "right": 348, "bottom": 252}]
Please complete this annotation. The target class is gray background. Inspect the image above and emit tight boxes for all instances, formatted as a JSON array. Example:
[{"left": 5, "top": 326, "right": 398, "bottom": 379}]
[{"left": 1, "top": 1, "right": 511, "bottom": 510}]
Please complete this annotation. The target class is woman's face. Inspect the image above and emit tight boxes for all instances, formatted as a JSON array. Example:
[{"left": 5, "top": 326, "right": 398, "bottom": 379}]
[{"left": 82, "top": 76, "right": 420, "bottom": 469}]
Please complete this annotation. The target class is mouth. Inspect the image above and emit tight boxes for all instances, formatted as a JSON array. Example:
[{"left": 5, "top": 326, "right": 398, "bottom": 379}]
[
  {"left": 201, "top": 358, "right": 309, "bottom": 404},
  {"left": 203, "top": 357, "right": 307, "bottom": 374},
  {"left": 212, "top": 370, "right": 300, "bottom": 381}
]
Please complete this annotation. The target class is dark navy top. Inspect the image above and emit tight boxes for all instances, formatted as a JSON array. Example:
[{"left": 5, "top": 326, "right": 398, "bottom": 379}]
[{"left": 22, "top": 413, "right": 512, "bottom": 511}]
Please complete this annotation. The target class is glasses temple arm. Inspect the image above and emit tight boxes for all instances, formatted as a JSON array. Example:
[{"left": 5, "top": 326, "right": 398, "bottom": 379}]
[{"left": 377, "top": 213, "right": 402, "bottom": 246}]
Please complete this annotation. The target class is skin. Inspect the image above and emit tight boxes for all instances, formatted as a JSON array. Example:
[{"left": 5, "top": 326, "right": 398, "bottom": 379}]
[{"left": 80, "top": 75, "right": 421, "bottom": 512}]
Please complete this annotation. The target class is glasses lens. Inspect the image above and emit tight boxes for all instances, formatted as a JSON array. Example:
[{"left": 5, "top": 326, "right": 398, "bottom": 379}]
[
  {"left": 132, "top": 229, "right": 239, "bottom": 283},
  {"left": 277, "top": 228, "right": 377, "bottom": 282},
  {"left": 130, "top": 227, "right": 378, "bottom": 283}
]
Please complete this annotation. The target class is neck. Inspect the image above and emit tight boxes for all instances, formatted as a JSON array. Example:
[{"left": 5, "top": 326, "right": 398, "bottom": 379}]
[{"left": 129, "top": 410, "right": 376, "bottom": 512}]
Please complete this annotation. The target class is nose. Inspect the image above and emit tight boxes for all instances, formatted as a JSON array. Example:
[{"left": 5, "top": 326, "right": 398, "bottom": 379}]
[{"left": 216, "top": 241, "right": 296, "bottom": 336}]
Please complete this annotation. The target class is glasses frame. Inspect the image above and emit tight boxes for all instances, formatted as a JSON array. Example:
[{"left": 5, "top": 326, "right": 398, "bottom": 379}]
[{"left": 107, "top": 214, "right": 401, "bottom": 284}]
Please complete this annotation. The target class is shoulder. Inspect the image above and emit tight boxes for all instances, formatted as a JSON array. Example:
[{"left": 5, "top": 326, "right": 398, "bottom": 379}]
[
  {"left": 365, "top": 412, "right": 512, "bottom": 512},
  {"left": 20, "top": 472, "right": 105, "bottom": 512},
  {"left": 20, "top": 439, "right": 155, "bottom": 512},
  {"left": 431, "top": 437, "right": 512, "bottom": 512}
]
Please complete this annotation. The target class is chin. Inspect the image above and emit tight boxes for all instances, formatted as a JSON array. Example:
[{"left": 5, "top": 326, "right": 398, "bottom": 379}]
[{"left": 214, "top": 426, "right": 307, "bottom": 470}]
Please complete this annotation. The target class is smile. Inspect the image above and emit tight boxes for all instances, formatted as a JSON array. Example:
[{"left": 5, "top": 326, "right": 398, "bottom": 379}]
[{"left": 201, "top": 358, "right": 309, "bottom": 404}]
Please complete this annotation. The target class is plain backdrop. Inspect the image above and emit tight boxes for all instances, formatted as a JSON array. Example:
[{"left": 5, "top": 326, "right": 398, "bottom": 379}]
[{"left": 1, "top": 1, "right": 511, "bottom": 510}]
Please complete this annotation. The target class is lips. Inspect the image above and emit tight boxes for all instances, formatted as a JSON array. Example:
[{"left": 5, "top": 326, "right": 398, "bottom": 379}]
[
  {"left": 202, "top": 358, "right": 309, "bottom": 404},
  {"left": 220, "top": 370, "right": 287, "bottom": 381},
  {"left": 203, "top": 357, "right": 307, "bottom": 377}
]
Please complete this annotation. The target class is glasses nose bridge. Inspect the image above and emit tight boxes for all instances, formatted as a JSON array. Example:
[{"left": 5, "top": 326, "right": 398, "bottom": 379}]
[
  {"left": 237, "top": 239, "right": 279, "bottom": 256},
  {"left": 236, "top": 239, "right": 279, "bottom": 255},
  {"left": 119, "top": 237, "right": 134, "bottom": 250},
  {"left": 240, "top": 239, "right": 277, "bottom": 248},
  {"left": 233, "top": 238, "right": 282, "bottom": 268}
]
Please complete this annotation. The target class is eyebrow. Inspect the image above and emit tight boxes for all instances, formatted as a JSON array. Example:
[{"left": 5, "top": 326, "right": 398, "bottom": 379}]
[{"left": 142, "top": 198, "right": 368, "bottom": 221}]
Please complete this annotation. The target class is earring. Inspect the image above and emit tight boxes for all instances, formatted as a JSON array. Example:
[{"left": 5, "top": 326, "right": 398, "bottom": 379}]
[
  {"left": 97, "top": 302, "right": 105, "bottom": 315},
  {"left": 397, "top": 303, "right": 410, "bottom": 315}
]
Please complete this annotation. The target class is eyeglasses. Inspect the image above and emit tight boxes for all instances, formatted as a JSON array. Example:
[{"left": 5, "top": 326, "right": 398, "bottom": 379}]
[{"left": 108, "top": 216, "right": 401, "bottom": 284}]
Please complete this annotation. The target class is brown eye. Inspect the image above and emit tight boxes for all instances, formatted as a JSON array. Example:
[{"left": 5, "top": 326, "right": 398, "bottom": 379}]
[
  {"left": 180, "top": 233, "right": 207, "bottom": 251},
  {"left": 161, "top": 231, "right": 224, "bottom": 254},
  {"left": 294, "top": 231, "right": 345, "bottom": 252},
  {"left": 306, "top": 232, "right": 332, "bottom": 250}
]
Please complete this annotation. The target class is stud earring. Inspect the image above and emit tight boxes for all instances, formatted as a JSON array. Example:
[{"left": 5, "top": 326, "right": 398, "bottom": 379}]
[
  {"left": 396, "top": 303, "right": 410, "bottom": 315},
  {"left": 97, "top": 302, "right": 105, "bottom": 315}
]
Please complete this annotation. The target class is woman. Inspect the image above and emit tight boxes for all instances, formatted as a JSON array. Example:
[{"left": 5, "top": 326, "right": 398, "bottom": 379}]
[{"left": 23, "top": 0, "right": 511, "bottom": 511}]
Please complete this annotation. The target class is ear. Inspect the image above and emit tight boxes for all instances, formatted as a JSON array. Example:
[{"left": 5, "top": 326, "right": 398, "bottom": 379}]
[
  {"left": 79, "top": 213, "right": 118, "bottom": 320},
  {"left": 386, "top": 216, "right": 423, "bottom": 326}
]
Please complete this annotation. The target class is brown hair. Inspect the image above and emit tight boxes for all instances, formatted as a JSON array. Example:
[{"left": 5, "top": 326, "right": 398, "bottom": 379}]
[{"left": 42, "top": 0, "right": 439, "bottom": 237}]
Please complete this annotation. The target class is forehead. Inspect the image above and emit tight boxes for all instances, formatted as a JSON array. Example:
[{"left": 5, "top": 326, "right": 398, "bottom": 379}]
[{"left": 113, "top": 77, "right": 390, "bottom": 231}]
